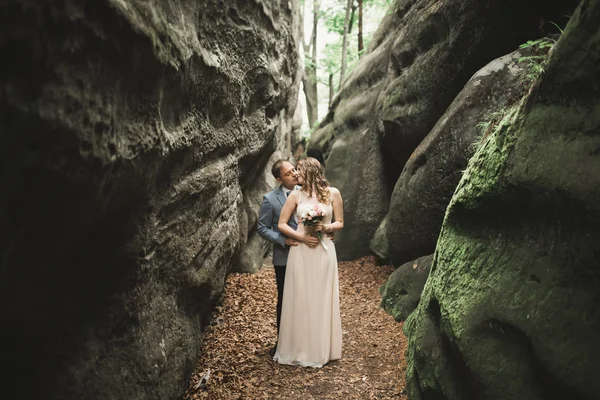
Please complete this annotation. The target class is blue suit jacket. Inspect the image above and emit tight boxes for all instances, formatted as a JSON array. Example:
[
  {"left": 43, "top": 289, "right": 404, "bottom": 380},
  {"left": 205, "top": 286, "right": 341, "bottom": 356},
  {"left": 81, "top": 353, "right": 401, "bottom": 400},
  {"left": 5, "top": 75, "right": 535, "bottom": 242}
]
[{"left": 257, "top": 185, "right": 298, "bottom": 266}]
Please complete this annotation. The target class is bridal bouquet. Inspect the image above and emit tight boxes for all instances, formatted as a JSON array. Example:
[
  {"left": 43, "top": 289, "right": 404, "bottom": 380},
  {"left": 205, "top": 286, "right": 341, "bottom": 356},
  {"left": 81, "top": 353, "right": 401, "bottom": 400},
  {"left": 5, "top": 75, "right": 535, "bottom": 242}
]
[{"left": 300, "top": 204, "right": 328, "bottom": 250}]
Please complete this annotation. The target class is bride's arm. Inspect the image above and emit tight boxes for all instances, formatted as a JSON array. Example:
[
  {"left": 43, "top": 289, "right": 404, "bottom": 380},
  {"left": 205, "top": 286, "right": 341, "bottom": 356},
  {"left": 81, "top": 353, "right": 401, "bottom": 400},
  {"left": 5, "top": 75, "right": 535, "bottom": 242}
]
[
  {"left": 324, "top": 188, "right": 344, "bottom": 233},
  {"left": 278, "top": 191, "right": 319, "bottom": 246}
]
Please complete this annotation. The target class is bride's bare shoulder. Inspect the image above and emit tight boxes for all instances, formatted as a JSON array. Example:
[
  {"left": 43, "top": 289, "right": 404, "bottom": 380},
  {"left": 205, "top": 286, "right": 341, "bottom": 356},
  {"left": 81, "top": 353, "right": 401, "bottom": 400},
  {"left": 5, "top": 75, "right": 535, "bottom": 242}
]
[{"left": 328, "top": 187, "right": 341, "bottom": 197}]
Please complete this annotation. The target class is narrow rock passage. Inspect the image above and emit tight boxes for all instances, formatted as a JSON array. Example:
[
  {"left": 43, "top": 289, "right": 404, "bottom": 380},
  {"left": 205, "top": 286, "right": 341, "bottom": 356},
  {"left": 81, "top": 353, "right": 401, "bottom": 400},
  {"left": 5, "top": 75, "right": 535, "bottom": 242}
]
[{"left": 185, "top": 256, "right": 407, "bottom": 399}]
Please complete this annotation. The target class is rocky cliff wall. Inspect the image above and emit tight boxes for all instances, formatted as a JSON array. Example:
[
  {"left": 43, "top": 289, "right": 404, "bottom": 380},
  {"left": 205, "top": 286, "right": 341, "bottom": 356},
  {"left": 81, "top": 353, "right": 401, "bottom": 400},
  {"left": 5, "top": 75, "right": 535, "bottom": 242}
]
[{"left": 0, "top": 1, "right": 299, "bottom": 398}]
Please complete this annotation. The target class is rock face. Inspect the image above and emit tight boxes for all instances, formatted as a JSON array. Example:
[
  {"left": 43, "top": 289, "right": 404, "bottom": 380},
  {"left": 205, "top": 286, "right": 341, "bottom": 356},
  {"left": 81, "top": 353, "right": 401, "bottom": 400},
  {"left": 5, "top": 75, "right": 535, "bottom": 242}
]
[
  {"left": 0, "top": 1, "right": 299, "bottom": 399},
  {"left": 309, "top": 0, "right": 577, "bottom": 261},
  {"left": 380, "top": 254, "right": 433, "bottom": 321},
  {"left": 232, "top": 164, "right": 276, "bottom": 274},
  {"left": 309, "top": 52, "right": 398, "bottom": 261},
  {"left": 370, "top": 48, "right": 537, "bottom": 266},
  {"left": 405, "top": 0, "right": 600, "bottom": 398}
]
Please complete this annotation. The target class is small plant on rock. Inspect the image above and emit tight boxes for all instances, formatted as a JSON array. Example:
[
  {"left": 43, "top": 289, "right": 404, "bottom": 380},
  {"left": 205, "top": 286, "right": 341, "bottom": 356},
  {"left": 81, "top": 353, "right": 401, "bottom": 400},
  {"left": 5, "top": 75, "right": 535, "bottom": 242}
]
[
  {"left": 517, "top": 38, "right": 554, "bottom": 81},
  {"left": 471, "top": 108, "right": 510, "bottom": 154},
  {"left": 518, "top": 20, "right": 565, "bottom": 82}
]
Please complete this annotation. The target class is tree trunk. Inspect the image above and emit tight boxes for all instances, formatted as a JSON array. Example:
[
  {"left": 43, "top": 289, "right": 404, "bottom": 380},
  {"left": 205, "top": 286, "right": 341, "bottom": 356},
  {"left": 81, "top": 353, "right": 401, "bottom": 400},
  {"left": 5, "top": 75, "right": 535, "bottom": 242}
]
[
  {"left": 328, "top": 73, "right": 334, "bottom": 107},
  {"left": 339, "top": 0, "right": 353, "bottom": 89},
  {"left": 301, "top": 0, "right": 320, "bottom": 129},
  {"left": 358, "top": 0, "right": 364, "bottom": 54},
  {"left": 311, "top": 0, "right": 319, "bottom": 64},
  {"left": 348, "top": 2, "right": 357, "bottom": 35},
  {"left": 303, "top": 69, "right": 318, "bottom": 128}
]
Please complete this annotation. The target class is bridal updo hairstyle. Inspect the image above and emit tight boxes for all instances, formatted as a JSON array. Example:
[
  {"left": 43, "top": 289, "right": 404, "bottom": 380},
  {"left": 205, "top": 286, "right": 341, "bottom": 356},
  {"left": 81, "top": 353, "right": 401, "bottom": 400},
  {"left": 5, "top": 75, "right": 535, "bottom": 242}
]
[{"left": 297, "top": 157, "right": 330, "bottom": 205}]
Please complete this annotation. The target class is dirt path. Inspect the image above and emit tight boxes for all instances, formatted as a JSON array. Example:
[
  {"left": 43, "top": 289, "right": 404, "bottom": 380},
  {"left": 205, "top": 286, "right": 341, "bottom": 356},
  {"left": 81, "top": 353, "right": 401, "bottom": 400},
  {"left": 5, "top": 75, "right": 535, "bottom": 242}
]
[{"left": 185, "top": 256, "right": 408, "bottom": 399}]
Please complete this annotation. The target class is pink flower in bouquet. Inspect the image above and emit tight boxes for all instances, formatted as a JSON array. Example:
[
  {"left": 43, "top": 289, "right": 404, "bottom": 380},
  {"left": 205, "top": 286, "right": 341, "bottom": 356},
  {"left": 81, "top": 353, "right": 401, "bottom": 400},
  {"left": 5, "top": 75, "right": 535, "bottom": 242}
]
[{"left": 300, "top": 204, "right": 327, "bottom": 246}]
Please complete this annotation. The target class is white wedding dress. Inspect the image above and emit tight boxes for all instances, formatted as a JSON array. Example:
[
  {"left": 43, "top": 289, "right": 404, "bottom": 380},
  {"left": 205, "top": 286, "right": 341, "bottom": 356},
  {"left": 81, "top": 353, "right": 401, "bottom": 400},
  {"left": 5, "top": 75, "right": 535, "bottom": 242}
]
[{"left": 273, "top": 189, "right": 342, "bottom": 367}]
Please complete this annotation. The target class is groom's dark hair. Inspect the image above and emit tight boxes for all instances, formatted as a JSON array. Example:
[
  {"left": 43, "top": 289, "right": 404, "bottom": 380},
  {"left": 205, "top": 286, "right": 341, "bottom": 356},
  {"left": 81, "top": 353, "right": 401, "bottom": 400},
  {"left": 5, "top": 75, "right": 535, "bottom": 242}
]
[{"left": 271, "top": 159, "right": 286, "bottom": 179}]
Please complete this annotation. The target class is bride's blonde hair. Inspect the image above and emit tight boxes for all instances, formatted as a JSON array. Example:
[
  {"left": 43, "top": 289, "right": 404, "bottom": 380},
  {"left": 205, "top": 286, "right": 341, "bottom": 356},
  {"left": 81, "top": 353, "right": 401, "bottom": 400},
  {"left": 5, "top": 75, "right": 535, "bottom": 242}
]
[{"left": 298, "top": 157, "right": 330, "bottom": 204}]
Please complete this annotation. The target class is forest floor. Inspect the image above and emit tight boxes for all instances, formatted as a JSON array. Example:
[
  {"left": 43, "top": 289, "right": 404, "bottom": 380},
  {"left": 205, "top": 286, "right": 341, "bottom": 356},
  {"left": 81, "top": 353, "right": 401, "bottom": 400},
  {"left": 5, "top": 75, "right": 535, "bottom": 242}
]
[{"left": 185, "top": 256, "right": 408, "bottom": 400}]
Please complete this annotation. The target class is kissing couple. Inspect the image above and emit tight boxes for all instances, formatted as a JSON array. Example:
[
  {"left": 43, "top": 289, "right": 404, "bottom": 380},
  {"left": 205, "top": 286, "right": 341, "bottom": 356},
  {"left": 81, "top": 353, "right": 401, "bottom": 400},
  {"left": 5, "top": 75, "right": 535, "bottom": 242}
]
[{"left": 258, "top": 157, "right": 345, "bottom": 368}]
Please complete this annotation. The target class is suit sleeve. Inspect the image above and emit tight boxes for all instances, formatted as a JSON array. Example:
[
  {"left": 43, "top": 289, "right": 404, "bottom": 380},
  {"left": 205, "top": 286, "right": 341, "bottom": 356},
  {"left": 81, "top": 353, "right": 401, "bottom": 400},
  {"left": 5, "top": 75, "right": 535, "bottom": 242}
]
[{"left": 257, "top": 195, "right": 287, "bottom": 248}]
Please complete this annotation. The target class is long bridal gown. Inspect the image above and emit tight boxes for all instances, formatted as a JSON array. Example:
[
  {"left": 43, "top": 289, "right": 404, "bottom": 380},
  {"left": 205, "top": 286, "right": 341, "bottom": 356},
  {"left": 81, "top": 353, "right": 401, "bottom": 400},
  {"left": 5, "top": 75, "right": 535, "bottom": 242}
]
[{"left": 274, "top": 189, "right": 342, "bottom": 367}]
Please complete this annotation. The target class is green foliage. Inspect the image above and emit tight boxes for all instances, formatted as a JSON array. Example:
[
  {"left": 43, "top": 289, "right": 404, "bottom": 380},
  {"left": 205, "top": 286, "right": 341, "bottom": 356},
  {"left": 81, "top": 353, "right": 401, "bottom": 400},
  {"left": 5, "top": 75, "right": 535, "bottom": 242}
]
[
  {"left": 517, "top": 20, "right": 567, "bottom": 82},
  {"left": 304, "top": 57, "right": 317, "bottom": 71},
  {"left": 518, "top": 38, "right": 554, "bottom": 51},
  {"left": 321, "top": 4, "right": 349, "bottom": 35},
  {"left": 518, "top": 52, "right": 549, "bottom": 82},
  {"left": 300, "top": 0, "right": 393, "bottom": 134},
  {"left": 364, "top": 0, "right": 395, "bottom": 8},
  {"left": 517, "top": 38, "right": 554, "bottom": 82},
  {"left": 547, "top": 21, "right": 564, "bottom": 34},
  {"left": 316, "top": 0, "right": 387, "bottom": 90},
  {"left": 322, "top": 42, "right": 342, "bottom": 74}
]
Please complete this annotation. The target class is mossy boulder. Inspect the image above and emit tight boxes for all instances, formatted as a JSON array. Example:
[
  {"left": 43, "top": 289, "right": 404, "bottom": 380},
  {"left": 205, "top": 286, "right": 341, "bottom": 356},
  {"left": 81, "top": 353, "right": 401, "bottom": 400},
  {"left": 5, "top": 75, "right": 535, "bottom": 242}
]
[
  {"left": 380, "top": 254, "right": 433, "bottom": 321},
  {"left": 371, "top": 48, "right": 537, "bottom": 265},
  {"left": 405, "top": 1, "right": 600, "bottom": 398}
]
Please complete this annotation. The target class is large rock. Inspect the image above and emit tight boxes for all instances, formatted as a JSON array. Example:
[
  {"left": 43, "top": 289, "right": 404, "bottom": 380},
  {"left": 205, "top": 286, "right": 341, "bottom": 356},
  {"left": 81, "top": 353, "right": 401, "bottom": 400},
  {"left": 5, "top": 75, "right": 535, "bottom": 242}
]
[
  {"left": 380, "top": 254, "right": 433, "bottom": 321},
  {"left": 309, "top": 0, "right": 576, "bottom": 261},
  {"left": 405, "top": 1, "right": 600, "bottom": 398},
  {"left": 310, "top": 45, "right": 399, "bottom": 261},
  {"left": 371, "top": 48, "right": 538, "bottom": 265},
  {"left": 0, "top": 1, "right": 299, "bottom": 399}
]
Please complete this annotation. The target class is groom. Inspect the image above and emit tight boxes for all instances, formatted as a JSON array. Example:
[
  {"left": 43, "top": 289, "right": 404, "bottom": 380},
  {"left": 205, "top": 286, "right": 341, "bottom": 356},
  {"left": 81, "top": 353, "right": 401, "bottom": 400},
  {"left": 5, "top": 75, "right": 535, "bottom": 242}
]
[{"left": 257, "top": 160, "right": 318, "bottom": 354}]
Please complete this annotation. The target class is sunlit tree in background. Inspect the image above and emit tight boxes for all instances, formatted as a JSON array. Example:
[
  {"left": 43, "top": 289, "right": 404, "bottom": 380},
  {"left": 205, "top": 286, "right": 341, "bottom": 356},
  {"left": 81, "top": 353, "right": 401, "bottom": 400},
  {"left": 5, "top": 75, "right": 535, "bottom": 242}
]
[{"left": 299, "top": 0, "right": 393, "bottom": 136}]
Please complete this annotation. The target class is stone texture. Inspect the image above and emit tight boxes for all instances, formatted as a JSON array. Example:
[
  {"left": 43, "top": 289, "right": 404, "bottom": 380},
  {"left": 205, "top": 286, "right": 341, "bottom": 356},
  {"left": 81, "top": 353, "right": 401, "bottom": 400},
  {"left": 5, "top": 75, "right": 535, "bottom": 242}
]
[
  {"left": 232, "top": 161, "right": 278, "bottom": 274},
  {"left": 0, "top": 1, "right": 299, "bottom": 399},
  {"left": 371, "top": 48, "right": 537, "bottom": 266},
  {"left": 309, "top": 0, "right": 576, "bottom": 261},
  {"left": 405, "top": 1, "right": 600, "bottom": 398},
  {"left": 380, "top": 254, "right": 433, "bottom": 321}
]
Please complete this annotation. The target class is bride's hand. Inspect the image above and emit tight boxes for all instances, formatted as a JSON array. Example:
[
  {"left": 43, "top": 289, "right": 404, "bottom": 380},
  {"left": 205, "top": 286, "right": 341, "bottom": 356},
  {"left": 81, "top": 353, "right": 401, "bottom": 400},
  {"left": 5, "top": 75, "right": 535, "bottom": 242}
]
[
  {"left": 312, "top": 221, "right": 324, "bottom": 232},
  {"left": 304, "top": 224, "right": 317, "bottom": 235},
  {"left": 303, "top": 234, "right": 319, "bottom": 248}
]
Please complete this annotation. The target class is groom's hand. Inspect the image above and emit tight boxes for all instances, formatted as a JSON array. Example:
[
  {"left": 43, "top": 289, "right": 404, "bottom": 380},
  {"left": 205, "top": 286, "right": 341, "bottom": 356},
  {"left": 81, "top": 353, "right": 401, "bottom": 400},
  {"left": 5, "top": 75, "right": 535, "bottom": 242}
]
[
  {"left": 285, "top": 238, "right": 299, "bottom": 246},
  {"left": 302, "top": 235, "right": 319, "bottom": 248}
]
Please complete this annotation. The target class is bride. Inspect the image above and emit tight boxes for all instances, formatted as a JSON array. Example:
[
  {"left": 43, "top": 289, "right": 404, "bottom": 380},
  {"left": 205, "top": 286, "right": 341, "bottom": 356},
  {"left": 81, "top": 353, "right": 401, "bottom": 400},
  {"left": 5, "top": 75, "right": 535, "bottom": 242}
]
[{"left": 274, "top": 157, "right": 344, "bottom": 367}]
